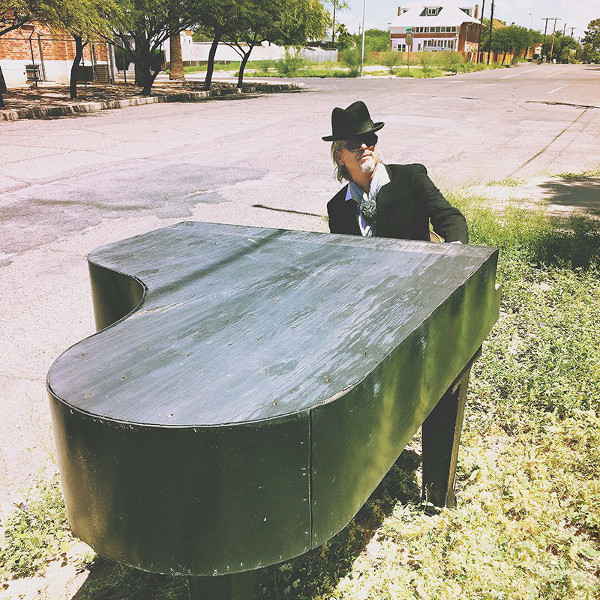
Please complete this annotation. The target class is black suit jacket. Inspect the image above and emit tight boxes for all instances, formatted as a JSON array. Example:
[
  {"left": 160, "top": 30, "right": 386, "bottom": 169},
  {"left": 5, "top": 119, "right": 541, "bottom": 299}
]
[{"left": 327, "top": 163, "right": 468, "bottom": 243}]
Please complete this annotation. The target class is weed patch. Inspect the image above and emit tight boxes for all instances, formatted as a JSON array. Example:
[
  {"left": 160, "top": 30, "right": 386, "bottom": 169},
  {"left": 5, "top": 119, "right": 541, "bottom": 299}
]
[
  {"left": 487, "top": 177, "right": 525, "bottom": 187},
  {"left": 0, "top": 476, "right": 77, "bottom": 579},
  {"left": 556, "top": 169, "right": 600, "bottom": 180}
]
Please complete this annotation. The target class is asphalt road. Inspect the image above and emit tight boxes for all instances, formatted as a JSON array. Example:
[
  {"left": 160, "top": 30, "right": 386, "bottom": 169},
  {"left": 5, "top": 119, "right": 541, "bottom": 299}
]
[{"left": 1, "top": 62, "right": 599, "bottom": 515}]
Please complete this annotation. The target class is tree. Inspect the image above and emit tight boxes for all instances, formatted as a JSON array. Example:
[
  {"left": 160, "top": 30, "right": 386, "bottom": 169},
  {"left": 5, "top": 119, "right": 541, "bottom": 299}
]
[
  {"left": 0, "top": 0, "right": 42, "bottom": 36},
  {"left": 481, "top": 24, "right": 542, "bottom": 62},
  {"left": 41, "top": 0, "right": 117, "bottom": 99},
  {"left": 190, "top": 0, "right": 239, "bottom": 90},
  {"left": 581, "top": 19, "right": 600, "bottom": 63},
  {"left": 335, "top": 22, "right": 352, "bottom": 50},
  {"left": 543, "top": 32, "right": 579, "bottom": 63},
  {"left": 324, "top": 0, "right": 347, "bottom": 46},
  {"left": 222, "top": 0, "right": 328, "bottom": 89},
  {"left": 351, "top": 28, "right": 389, "bottom": 54},
  {"left": 102, "top": 0, "right": 201, "bottom": 96}
]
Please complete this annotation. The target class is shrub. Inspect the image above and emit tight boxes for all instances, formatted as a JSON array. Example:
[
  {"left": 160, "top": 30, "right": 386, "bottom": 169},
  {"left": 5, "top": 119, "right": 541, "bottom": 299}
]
[
  {"left": 274, "top": 49, "right": 307, "bottom": 77},
  {"left": 340, "top": 47, "right": 362, "bottom": 77},
  {"left": 381, "top": 50, "right": 402, "bottom": 74},
  {"left": 419, "top": 51, "right": 434, "bottom": 74},
  {"left": 443, "top": 51, "right": 465, "bottom": 73}
]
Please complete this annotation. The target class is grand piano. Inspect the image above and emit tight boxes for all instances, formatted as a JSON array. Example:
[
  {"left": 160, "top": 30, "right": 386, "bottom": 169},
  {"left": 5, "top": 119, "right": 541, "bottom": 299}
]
[{"left": 47, "top": 222, "right": 499, "bottom": 598}]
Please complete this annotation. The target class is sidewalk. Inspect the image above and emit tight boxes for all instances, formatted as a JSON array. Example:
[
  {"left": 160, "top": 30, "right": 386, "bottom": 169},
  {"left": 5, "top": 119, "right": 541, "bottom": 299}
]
[{"left": 0, "top": 80, "right": 302, "bottom": 122}]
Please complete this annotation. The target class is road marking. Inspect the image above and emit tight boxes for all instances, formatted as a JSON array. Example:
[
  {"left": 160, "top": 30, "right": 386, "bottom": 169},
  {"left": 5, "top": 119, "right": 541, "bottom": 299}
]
[{"left": 548, "top": 85, "right": 567, "bottom": 94}]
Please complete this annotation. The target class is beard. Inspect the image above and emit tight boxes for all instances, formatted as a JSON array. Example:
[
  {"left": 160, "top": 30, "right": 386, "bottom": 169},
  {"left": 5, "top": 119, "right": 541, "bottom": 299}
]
[{"left": 358, "top": 154, "right": 378, "bottom": 175}]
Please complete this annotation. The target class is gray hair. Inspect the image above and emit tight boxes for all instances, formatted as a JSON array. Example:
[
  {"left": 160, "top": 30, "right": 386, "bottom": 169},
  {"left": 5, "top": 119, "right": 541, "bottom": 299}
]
[{"left": 331, "top": 141, "right": 351, "bottom": 183}]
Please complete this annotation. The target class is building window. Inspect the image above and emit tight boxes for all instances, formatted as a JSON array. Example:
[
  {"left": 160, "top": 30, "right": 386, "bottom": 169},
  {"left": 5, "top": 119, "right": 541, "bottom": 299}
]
[{"left": 423, "top": 7, "right": 441, "bottom": 16}]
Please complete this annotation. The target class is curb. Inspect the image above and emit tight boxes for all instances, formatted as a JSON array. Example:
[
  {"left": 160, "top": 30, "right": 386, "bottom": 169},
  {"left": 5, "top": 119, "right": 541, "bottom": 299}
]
[{"left": 0, "top": 82, "right": 302, "bottom": 122}]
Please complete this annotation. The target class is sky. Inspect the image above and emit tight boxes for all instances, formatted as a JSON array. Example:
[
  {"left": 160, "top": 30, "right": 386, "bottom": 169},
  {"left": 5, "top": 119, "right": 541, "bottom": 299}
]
[{"left": 333, "top": 0, "right": 598, "bottom": 40}]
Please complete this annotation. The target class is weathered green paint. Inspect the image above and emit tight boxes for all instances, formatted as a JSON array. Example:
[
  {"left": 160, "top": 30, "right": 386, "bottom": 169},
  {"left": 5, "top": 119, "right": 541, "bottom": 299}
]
[{"left": 47, "top": 221, "right": 499, "bottom": 579}]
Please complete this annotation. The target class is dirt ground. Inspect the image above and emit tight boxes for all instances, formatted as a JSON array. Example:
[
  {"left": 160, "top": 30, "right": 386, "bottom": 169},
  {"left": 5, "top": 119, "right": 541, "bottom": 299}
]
[
  {"left": 0, "top": 80, "right": 246, "bottom": 113},
  {"left": 463, "top": 173, "right": 600, "bottom": 220}
]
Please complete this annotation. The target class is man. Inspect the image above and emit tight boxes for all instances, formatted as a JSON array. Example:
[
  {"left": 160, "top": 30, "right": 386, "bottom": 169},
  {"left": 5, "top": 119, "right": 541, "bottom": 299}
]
[{"left": 324, "top": 100, "right": 468, "bottom": 244}]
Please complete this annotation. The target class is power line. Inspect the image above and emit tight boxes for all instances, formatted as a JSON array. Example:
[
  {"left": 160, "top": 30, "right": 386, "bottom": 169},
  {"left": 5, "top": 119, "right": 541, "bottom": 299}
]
[{"left": 541, "top": 17, "right": 560, "bottom": 61}]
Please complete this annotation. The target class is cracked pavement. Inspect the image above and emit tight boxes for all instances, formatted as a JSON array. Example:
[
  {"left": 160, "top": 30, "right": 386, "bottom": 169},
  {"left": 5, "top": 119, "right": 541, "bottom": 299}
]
[{"left": 1, "top": 63, "right": 599, "bottom": 516}]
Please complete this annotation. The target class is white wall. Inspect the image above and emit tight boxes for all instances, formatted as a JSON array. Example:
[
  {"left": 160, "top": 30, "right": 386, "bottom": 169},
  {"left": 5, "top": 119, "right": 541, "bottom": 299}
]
[
  {"left": 1, "top": 58, "right": 109, "bottom": 86},
  {"left": 163, "top": 35, "right": 337, "bottom": 64}
]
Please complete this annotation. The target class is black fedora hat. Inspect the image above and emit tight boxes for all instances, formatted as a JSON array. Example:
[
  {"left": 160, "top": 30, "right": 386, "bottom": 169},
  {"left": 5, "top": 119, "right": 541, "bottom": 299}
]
[{"left": 322, "top": 100, "right": 384, "bottom": 141}]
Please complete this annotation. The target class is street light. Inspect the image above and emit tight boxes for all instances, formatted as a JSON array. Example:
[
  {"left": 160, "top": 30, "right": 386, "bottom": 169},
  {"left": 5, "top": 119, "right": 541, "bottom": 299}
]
[{"left": 360, "top": 0, "right": 366, "bottom": 76}]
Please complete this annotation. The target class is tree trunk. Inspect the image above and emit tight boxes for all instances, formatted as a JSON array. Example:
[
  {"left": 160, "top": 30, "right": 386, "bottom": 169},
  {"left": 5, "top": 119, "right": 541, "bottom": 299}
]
[
  {"left": 69, "top": 35, "right": 85, "bottom": 99},
  {"left": 204, "top": 31, "right": 221, "bottom": 90},
  {"left": 133, "top": 32, "right": 156, "bottom": 96},
  {"left": 134, "top": 61, "right": 143, "bottom": 85},
  {"left": 144, "top": 66, "right": 161, "bottom": 96},
  {"left": 237, "top": 49, "right": 252, "bottom": 89},
  {"left": 0, "top": 65, "right": 6, "bottom": 107},
  {"left": 169, "top": 32, "right": 184, "bottom": 79}
]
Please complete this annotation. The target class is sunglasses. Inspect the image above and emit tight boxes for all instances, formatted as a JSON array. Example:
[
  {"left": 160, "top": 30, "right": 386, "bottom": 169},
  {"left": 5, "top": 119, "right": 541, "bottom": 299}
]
[{"left": 343, "top": 133, "right": 378, "bottom": 151}]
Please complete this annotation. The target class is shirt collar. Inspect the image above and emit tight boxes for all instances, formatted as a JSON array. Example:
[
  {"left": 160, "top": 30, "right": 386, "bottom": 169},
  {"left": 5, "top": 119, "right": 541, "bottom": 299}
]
[{"left": 344, "top": 162, "right": 390, "bottom": 201}]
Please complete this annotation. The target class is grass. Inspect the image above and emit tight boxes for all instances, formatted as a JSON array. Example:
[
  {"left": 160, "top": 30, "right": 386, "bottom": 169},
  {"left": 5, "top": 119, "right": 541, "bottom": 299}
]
[
  {"left": 487, "top": 178, "right": 525, "bottom": 187},
  {"left": 251, "top": 68, "right": 357, "bottom": 78},
  {"left": 0, "top": 476, "right": 88, "bottom": 580},
  {"left": 1, "top": 194, "right": 599, "bottom": 598},
  {"left": 395, "top": 67, "right": 446, "bottom": 78},
  {"left": 556, "top": 169, "right": 600, "bottom": 180},
  {"left": 174, "top": 53, "right": 515, "bottom": 80}
]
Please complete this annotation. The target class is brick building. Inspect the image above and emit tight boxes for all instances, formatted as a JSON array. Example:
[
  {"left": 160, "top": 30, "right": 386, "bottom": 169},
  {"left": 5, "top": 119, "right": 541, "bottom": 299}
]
[
  {"left": 389, "top": 2, "right": 482, "bottom": 58},
  {"left": 0, "top": 22, "right": 112, "bottom": 87}
]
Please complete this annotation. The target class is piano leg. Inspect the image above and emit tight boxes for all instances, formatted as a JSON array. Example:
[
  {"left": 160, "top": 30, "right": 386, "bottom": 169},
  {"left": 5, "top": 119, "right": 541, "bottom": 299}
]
[
  {"left": 421, "top": 356, "right": 475, "bottom": 508},
  {"left": 187, "top": 570, "right": 258, "bottom": 600}
]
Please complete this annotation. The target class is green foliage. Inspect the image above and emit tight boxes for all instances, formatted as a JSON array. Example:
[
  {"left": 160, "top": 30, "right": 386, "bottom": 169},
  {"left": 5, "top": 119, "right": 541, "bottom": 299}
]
[
  {"left": 0, "top": 0, "right": 37, "bottom": 36},
  {"left": 339, "top": 47, "right": 361, "bottom": 76},
  {"left": 487, "top": 177, "right": 524, "bottom": 187},
  {"left": 0, "top": 476, "right": 73, "bottom": 579},
  {"left": 419, "top": 51, "right": 433, "bottom": 74},
  {"left": 395, "top": 66, "right": 446, "bottom": 78},
  {"left": 219, "top": 0, "right": 329, "bottom": 87},
  {"left": 361, "top": 28, "right": 390, "bottom": 53},
  {"left": 442, "top": 50, "right": 465, "bottom": 73},
  {"left": 274, "top": 48, "right": 307, "bottom": 76},
  {"left": 543, "top": 33, "right": 579, "bottom": 63},
  {"left": 581, "top": 19, "right": 600, "bottom": 63},
  {"left": 482, "top": 24, "right": 544, "bottom": 58},
  {"left": 334, "top": 22, "right": 352, "bottom": 50},
  {"left": 380, "top": 50, "right": 401, "bottom": 73},
  {"left": 114, "top": 45, "right": 130, "bottom": 71}
]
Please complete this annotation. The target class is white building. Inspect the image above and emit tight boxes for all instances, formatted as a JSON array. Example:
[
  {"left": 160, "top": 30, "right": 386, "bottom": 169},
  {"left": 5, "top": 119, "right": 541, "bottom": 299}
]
[{"left": 390, "top": 2, "right": 482, "bottom": 55}]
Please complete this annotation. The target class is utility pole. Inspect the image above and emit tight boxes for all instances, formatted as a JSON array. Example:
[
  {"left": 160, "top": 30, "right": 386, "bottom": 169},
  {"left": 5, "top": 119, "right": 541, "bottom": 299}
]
[
  {"left": 542, "top": 17, "right": 550, "bottom": 59},
  {"left": 487, "top": 0, "right": 495, "bottom": 64},
  {"left": 541, "top": 17, "right": 559, "bottom": 61},
  {"left": 360, "top": 0, "right": 366, "bottom": 76},
  {"left": 477, "top": 0, "right": 486, "bottom": 63},
  {"left": 549, "top": 17, "right": 561, "bottom": 62},
  {"left": 332, "top": 1, "right": 336, "bottom": 46},
  {"left": 569, "top": 26, "right": 576, "bottom": 38}
]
